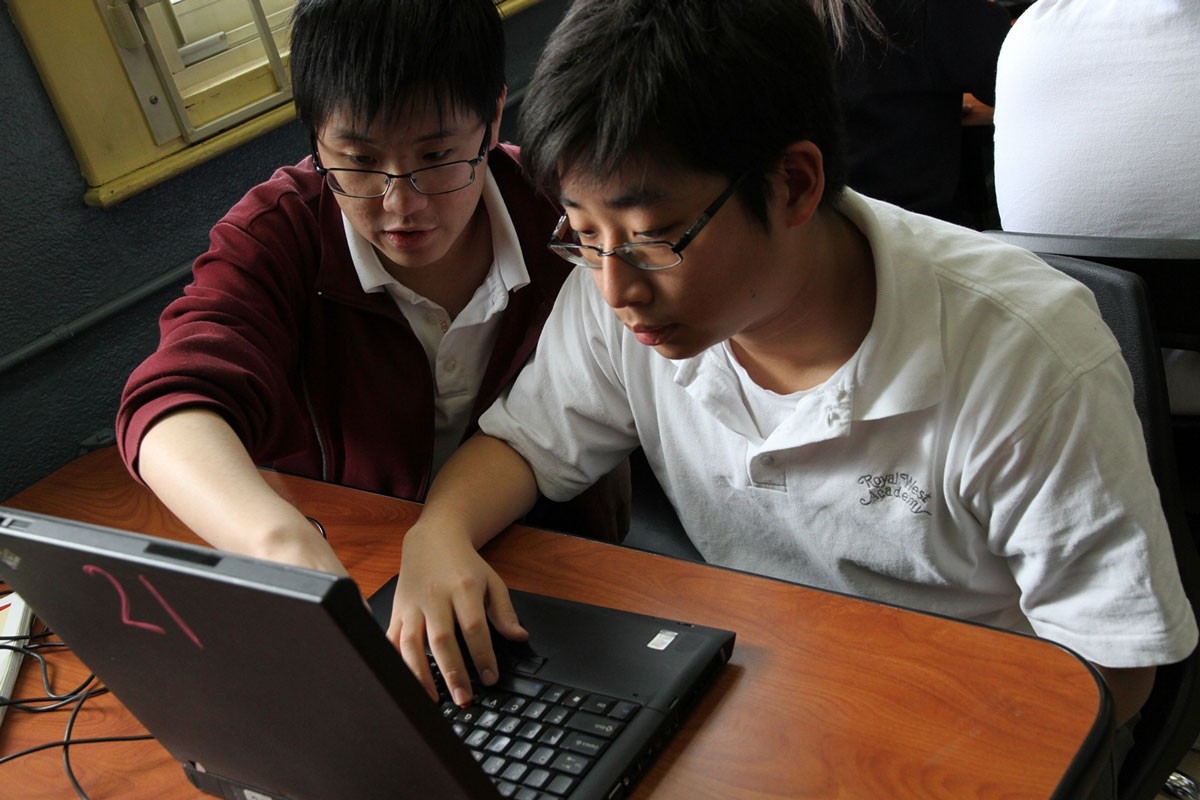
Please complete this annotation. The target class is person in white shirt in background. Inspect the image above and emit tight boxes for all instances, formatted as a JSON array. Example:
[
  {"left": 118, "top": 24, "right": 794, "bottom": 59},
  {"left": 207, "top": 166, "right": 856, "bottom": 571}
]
[{"left": 993, "top": 0, "right": 1200, "bottom": 414}]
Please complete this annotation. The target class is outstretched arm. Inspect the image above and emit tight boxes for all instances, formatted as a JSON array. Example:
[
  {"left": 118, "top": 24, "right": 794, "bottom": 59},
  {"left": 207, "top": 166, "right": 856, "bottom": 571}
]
[
  {"left": 388, "top": 434, "right": 540, "bottom": 707},
  {"left": 137, "top": 408, "right": 347, "bottom": 575}
]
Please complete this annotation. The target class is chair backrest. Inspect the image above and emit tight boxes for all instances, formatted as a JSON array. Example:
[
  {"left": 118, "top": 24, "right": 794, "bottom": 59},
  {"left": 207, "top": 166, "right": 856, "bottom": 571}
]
[
  {"left": 625, "top": 447, "right": 703, "bottom": 562},
  {"left": 1025, "top": 252, "right": 1200, "bottom": 800},
  {"left": 983, "top": 231, "right": 1200, "bottom": 352}
]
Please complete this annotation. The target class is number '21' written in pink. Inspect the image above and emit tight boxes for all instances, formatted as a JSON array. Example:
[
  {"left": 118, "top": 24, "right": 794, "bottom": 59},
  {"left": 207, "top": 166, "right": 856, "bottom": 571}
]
[{"left": 83, "top": 564, "right": 204, "bottom": 650}]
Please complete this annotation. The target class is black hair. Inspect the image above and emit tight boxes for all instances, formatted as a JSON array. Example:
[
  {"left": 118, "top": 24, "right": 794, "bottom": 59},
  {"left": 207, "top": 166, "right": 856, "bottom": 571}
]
[
  {"left": 517, "top": 0, "right": 846, "bottom": 225},
  {"left": 290, "top": 0, "right": 506, "bottom": 136}
]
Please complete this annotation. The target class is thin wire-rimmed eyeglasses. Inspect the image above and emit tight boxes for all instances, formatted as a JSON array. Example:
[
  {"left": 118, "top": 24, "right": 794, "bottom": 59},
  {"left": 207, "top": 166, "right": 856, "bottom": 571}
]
[
  {"left": 548, "top": 173, "right": 747, "bottom": 271},
  {"left": 312, "top": 123, "right": 491, "bottom": 198}
]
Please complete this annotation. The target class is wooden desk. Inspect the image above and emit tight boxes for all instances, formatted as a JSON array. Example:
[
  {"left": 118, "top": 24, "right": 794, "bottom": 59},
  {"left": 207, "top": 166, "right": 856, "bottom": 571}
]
[{"left": 1, "top": 448, "right": 1111, "bottom": 799}]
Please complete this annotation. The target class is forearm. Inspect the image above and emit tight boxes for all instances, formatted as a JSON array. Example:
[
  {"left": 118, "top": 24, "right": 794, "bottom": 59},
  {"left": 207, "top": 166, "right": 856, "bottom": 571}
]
[
  {"left": 137, "top": 408, "right": 345, "bottom": 574},
  {"left": 410, "top": 433, "right": 540, "bottom": 551}
]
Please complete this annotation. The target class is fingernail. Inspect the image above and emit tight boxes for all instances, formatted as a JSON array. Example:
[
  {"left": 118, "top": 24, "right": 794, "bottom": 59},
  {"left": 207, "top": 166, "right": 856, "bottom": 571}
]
[
  {"left": 453, "top": 687, "right": 472, "bottom": 707},
  {"left": 480, "top": 668, "right": 497, "bottom": 685}
]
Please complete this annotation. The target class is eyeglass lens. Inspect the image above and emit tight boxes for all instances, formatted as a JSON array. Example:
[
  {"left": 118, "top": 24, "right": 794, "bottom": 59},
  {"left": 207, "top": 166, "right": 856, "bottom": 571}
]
[
  {"left": 324, "top": 161, "right": 476, "bottom": 198},
  {"left": 550, "top": 242, "right": 681, "bottom": 270}
]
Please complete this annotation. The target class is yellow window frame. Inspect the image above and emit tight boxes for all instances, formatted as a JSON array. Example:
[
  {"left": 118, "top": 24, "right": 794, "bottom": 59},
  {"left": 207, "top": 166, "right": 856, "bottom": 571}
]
[{"left": 8, "top": 0, "right": 542, "bottom": 208}]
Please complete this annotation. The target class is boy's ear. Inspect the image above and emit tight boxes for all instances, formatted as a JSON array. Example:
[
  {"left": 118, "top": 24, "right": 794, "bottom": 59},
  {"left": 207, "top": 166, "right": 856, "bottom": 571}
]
[
  {"left": 490, "top": 86, "right": 508, "bottom": 146},
  {"left": 776, "top": 140, "right": 825, "bottom": 228}
]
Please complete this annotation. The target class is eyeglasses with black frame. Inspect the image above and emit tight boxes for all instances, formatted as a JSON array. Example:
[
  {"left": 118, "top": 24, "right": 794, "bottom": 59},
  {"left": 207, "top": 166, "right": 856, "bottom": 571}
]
[
  {"left": 547, "top": 173, "right": 747, "bottom": 271},
  {"left": 312, "top": 123, "right": 492, "bottom": 198}
]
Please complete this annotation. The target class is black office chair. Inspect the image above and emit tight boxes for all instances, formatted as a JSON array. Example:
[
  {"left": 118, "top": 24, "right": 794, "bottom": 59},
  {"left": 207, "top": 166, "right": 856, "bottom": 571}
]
[
  {"left": 984, "top": 231, "right": 1200, "bottom": 575},
  {"left": 1018, "top": 252, "right": 1200, "bottom": 800},
  {"left": 624, "top": 447, "right": 703, "bottom": 562}
]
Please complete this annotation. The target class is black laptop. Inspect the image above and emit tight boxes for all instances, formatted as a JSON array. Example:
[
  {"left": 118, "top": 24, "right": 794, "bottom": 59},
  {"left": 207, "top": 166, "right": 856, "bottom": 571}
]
[{"left": 0, "top": 506, "right": 735, "bottom": 800}]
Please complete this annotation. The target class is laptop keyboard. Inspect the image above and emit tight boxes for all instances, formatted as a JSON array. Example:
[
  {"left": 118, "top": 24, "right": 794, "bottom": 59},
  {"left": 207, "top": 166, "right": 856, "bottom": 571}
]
[{"left": 432, "top": 659, "right": 642, "bottom": 799}]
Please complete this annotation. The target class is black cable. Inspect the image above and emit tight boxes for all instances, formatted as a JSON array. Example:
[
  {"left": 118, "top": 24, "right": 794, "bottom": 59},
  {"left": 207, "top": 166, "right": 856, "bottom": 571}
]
[
  {"left": 0, "top": 677, "right": 153, "bottom": 800},
  {"left": 63, "top": 687, "right": 97, "bottom": 799},
  {"left": 1, "top": 645, "right": 97, "bottom": 711},
  {"left": 0, "top": 615, "right": 154, "bottom": 798},
  {"left": 0, "top": 729, "right": 154, "bottom": 765}
]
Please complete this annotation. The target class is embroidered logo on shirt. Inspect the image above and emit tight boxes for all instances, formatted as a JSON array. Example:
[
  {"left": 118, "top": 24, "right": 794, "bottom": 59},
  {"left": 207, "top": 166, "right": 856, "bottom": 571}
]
[{"left": 858, "top": 472, "right": 933, "bottom": 515}]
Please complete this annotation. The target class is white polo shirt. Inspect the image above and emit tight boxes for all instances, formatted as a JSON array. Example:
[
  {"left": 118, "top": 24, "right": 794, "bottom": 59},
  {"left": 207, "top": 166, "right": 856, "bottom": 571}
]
[
  {"left": 345, "top": 169, "right": 530, "bottom": 474},
  {"left": 480, "top": 190, "right": 1198, "bottom": 669}
]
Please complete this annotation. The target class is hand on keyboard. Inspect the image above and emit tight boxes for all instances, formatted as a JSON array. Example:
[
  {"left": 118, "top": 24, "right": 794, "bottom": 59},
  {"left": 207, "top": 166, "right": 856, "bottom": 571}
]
[{"left": 388, "top": 527, "right": 529, "bottom": 708}]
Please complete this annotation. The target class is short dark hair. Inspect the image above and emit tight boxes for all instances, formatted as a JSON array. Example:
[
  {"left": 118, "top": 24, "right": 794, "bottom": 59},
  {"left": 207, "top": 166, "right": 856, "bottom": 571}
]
[
  {"left": 517, "top": 0, "right": 846, "bottom": 225},
  {"left": 290, "top": 0, "right": 506, "bottom": 136}
]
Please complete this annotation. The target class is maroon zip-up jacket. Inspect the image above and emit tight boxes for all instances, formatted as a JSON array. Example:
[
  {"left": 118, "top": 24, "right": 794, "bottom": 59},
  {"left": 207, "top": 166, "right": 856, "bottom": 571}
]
[{"left": 117, "top": 145, "right": 628, "bottom": 541}]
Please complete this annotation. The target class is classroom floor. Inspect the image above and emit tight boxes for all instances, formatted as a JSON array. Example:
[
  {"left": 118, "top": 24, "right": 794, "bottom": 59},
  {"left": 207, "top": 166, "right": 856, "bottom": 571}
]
[{"left": 1157, "top": 747, "right": 1200, "bottom": 799}]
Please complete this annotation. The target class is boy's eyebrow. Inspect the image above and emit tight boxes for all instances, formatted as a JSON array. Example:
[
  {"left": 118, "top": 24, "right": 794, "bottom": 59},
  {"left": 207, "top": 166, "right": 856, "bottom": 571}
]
[
  {"left": 560, "top": 185, "right": 667, "bottom": 211},
  {"left": 322, "top": 125, "right": 466, "bottom": 146}
]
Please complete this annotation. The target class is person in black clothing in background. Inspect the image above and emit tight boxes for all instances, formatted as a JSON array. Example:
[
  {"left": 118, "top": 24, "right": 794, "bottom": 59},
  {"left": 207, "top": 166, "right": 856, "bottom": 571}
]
[{"left": 815, "top": 0, "right": 1012, "bottom": 228}]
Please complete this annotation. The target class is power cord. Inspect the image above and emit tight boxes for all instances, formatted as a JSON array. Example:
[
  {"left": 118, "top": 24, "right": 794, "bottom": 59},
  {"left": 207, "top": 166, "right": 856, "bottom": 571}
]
[{"left": 0, "top": 616, "right": 154, "bottom": 800}]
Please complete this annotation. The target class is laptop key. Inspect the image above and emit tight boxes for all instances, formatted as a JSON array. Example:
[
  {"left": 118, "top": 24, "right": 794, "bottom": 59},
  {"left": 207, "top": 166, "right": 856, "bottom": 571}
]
[
  {"left": 486, "top": 735, "right": 513, "bottom": 754},
  {"left": 524, "top": 768, "right": 552, "bottom": 789},
  {"left": 496, "top": 673, "right": 548, "bottom": 698},
  {"left": 562, "top": 731, "right": 606, "bottom": 758},
  {"left": 523, "top": 700, "right": 550, "bottom": 719},
  {"left": 565, "top": 711, "right": 623, "bottom": 739},
  {"left": 544, "top": 706, "right": 571, "bottom": 726},
  {"left": 501, "top": 762, "right": 529, "bottom": 783},
  {"left": 537, "top": 726, "right": 565, "bottom": 746},
  {"left": 528, "top": 746, "right": 556, "bottom": 766},
  {"left": 546, "top": 774, "right": 576, "bottom": 796},
  {"left": 609, "top": 700, "right": 639, "bottom": 720},
  {"left": 550, "top": 751, "right": 591, "bottom": 776},
  {"left": 579, "top": 695, "right": 615, "bottom": 715},
  {"left": 507, "top": 740, "right": 534, "bottom": 760},
  {"left": 541, "top": 685, "right": 568, "bottom": 704},
  {"left": 517, "top": 720, "right": 545, "bottom": 740}
]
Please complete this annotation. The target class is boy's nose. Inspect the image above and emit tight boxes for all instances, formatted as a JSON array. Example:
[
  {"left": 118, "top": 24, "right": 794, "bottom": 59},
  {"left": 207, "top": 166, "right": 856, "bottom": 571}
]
[
  {"left": 381, "top": 177, "right": 429, "bottom": 214},
  {"left": 595, "top": 256, "right": 652, "bottom": 309}
]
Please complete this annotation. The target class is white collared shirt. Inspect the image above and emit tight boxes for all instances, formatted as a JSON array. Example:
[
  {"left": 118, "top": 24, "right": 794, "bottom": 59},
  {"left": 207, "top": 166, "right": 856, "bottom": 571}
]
[
  {"left": 343, "top": 168, "right": 530, "bottom": 474},
  {"left": 481, "top": 189, "right": 1197, "bottom": 669}
]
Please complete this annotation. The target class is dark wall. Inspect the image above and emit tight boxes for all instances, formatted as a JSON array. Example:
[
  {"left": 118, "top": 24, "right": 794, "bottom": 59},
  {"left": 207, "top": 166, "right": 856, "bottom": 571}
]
[{"left": 0, "top": 1, "right": 566, "bottom": 501}]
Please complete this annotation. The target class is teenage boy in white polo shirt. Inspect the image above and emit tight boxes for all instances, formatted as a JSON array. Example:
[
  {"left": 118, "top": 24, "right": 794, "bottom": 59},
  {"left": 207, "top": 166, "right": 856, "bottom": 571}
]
[{"left": 388, "top": 1, "right": 1197, "bottom": 785}]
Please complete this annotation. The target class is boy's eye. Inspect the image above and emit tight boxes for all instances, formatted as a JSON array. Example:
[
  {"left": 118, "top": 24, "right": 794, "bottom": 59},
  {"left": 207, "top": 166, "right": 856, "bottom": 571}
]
[
  {"left": 343, "top": 153, "right": 377, "bottom": 168},
  {"left": 636, "top": 227, "right": 671, "bottom": 240},
  {"left": 567, "top": 224, "right": 671, "bottom": 246},
  {"left": 423, "top": 148, "right": 455, "bottom": 164}
]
